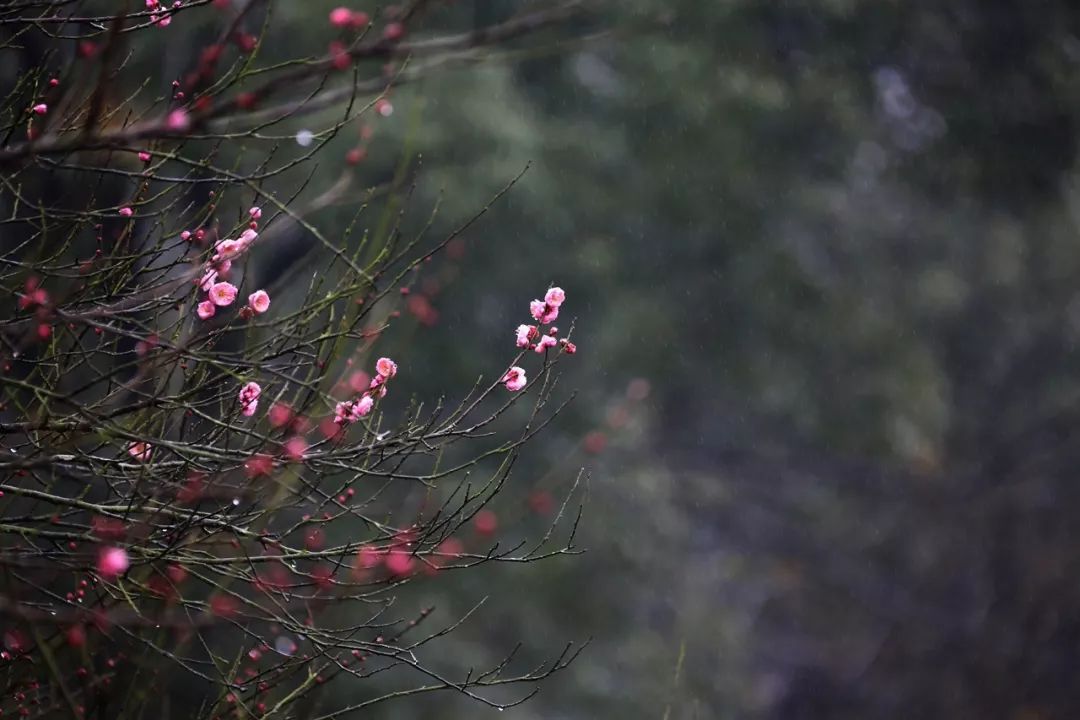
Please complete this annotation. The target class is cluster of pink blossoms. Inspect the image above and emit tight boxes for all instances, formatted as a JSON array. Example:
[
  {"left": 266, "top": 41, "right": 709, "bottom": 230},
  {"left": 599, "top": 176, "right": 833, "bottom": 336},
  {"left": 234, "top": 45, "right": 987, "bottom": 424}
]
[
  {"left": 503, "top": 287, "right": 576, "bottom": 392},
  {"left": 334, "top": 357, "right": 397, "bottom": 425},
  {"left": 194, "top": 217, "right": 271, "bottom": 320},
  {"left": 145, "top": 0, "right": 179, "bottom": 27}
]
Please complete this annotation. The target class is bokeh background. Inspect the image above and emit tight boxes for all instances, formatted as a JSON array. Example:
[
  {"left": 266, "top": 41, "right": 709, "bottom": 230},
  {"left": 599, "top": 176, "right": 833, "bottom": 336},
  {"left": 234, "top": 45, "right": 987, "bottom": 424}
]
[{"left": 25, "top": 0, "right": 1080, "bottom": 717}]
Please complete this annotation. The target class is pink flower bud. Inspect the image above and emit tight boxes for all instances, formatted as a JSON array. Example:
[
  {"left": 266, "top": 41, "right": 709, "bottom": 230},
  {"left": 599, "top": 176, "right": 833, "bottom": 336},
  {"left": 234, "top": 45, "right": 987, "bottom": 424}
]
[
  {"left": 196, "top": 300, "right": 216, "bottom": 320},
  {"left": 31, "top": 103, "right": 47, "bottom": 115}
]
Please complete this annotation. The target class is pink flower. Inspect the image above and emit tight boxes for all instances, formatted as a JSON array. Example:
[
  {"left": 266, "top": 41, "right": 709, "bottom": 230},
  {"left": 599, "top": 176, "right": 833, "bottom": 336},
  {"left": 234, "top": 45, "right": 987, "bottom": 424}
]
[
  {"left": 196, "top": 300, "right": 216, "bottom": 320},
  {"left": 269, "top": 402, "right": 293, "bottom": 428},
  {"left": 334, "top": 396, "right": 374, "bottom": 425},
  {"left": 208, "top": 281, "right": 238, "bottom": 307},
  {"left": 283, "top": 436, "right": 307, "bottom": 462},
  {"left": 138, "top": 151, "right": 151, "bottom": 162},
  {"left": 356, "top": 545, "right": 381, "bottom": 570},
  {"left": 32, "top": 103, "right": 47, "bottom": 115},
  {"left": 529, "top": 299, "right": 559, "bottom": 324},
  {"left": 157, "top": 14, "right": 171, "bottom": 27},
  {"left": 180, "top": 230, "right": 191, "bottom": 241},
  {"left": 166, "top": 108, "right": 190, "bottom": 131},
  {"left": 544, "top": 287, "right": 566, "bottom": 307},
  {"left": 98, "top": 547, "right": 130, "bottom": 580},
  {"left": 503, "top": 366, "right": 527, "bottom": 392},
  {"left": 199, "top": 269, "right": 218, "bottom": 291},
  {"left": 214, "top": 238, "right": 241, "bottom": 260},
  {"left": 535, "top": 334, "right": 557, "bottom": 353},
  {"left": 384, "top": 548, "right": 414, "bottom": 576},
  {"left": 128, "top": 441, "right": 152, "bottom": 461},
  {"left": 329, "top": 7, "right": 353, "bottom": 27},
  {"left": 529, "top": 299, "right": 546, "bottom": 321},
  {"left": 245, "top": 454, "right": 274, "bottom": 478},
  {"left": 247, "top": 289, "right": 270, "bottom": 314},
  {"left": 369, "top": 375, "right": 387, "bottom": 398},
  {"left": 375, "top": 357, "right": 397, "bottom": 378},
  {"left": 348, "top": 370, "right": 370, "bottom": 392},
  {"left": 515, "top": 324, "right": 536, "bottom": 348},
  {"left": 118, "top": 207, "right": 133, "bottom": 217},
  {"left": 146, "top": 0, "right": 158, "bottom": 7},
  {"left": 561, "top": 339, "right": 577, "bottom": 354},
  {"left": 238, "top": 228, "right": 258, "bottom": 246},
  {"left": 248, "top": 206, "right": 262, "bottom": 220},
  {"left": 239, "top": 381, "right": 261, "bottom": 417}
]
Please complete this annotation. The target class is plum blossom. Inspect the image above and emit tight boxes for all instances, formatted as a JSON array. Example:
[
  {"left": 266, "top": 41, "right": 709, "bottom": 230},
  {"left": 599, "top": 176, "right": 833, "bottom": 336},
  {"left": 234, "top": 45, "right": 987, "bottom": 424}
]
[
  {"left": 248, "top": 289, "right": 270, "bottom": 314},
  {"left": 561, "top": 339, "right": 577, "bottom": 354},
  {"left": 118, "top": 207, "right": 133, "bottom": 217},
  {"left": 138, "top": 151, "right": 151, "bottom": 162},
  {"left": 238, "top": 381, "right": 261, "bottom": 417},
  {"left": 349, "top": 370, "right": 370, "bottom": 392},
  {"left": 213, "top": 238, "right": 242, "bottom": 261},
  {"left": 269, "top": 402, "right": 293, "bottom": 428},
  {"left": 238, "top": 227, "right": 258, "bottom": 248},
  {"left": 534, "top": 334, "right": 557, "bottom": 353},
  {"left": 503, "top": 366, "right": 527, "bottom": 392},
  {"left": 369, "top": 375, "right": 387, "bottom": 398},
  {"left": 375, "top": 357, "right": 397, "bottom": 378},
  {"left": 249, "top": 206, "right": 262, "bottom": 220},
  {"left": 529, "top": 298, "right": 558, "bottom": 324},
  {"left": 166, "top": 109, "right": 190, "bottom": 131},
  {"left": 98, "top": 547, "right": 130, "bottom": 580},
  {"left": 544, "top": 286, "right": 566, "bottom": 307},
  {"left": 333, "top": 395, "right": 373, "bottom": 425},
  {"left": 128, "top": 441, "right": 152, "bottom": 461},
  {"left": 515, "top": 324, "right": 537, "bottom": 348},
  {"left": 284, "top": 436, "right": 307, "bottom": 462},
  {"left": 32, "top": 103, "right": 47, "bottom": 115},
  {"left": 196, "top": 300, "right": 216, "bottom": 320},
  {"left": 199, "top": 269, "right": 218, "bottom": 291},
  {"left": 329, "top": 7, "right": 353, "bottom": 27},
  {"left": 384, "top": 548, "right": 414, "bottom": 576},
  {"left": 208, "top": 281, "right": 238, "bottom": 306}
]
